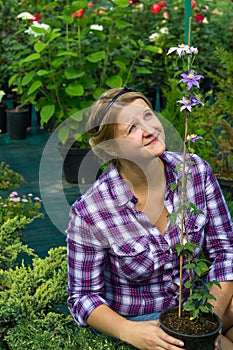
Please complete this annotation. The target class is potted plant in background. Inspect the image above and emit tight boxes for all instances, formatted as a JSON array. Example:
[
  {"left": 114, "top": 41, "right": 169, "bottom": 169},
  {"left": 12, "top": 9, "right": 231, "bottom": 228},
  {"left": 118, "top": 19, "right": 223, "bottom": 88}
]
[
  {"left": 7, "top": 0, "right": 161, "bottom": 182},
  {"left": 158, "top": 34, "right": 222, "bottom": 349}
]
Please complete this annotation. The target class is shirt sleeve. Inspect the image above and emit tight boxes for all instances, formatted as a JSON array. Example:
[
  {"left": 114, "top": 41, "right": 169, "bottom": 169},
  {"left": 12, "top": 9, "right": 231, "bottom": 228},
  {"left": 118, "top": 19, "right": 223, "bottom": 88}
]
[
  {"left": 203, "top": 160, "right": 233, "bottom": 281},
  {"left": 67, "top": 210, "right": 109, "bottom": 327}
]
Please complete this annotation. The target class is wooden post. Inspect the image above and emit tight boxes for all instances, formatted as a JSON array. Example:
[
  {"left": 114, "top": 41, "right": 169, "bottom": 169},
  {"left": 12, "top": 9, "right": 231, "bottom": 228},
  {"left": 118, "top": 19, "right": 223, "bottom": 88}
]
[{"left": 184, "top": 0, "right": 192, "bottom": 45}]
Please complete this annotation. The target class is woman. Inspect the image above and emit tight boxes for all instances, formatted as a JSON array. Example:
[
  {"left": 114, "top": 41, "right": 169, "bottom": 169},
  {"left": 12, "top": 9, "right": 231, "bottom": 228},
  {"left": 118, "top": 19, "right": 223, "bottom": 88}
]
[{"left": 67, "top": 87, "right": 233, "bottom": 350}]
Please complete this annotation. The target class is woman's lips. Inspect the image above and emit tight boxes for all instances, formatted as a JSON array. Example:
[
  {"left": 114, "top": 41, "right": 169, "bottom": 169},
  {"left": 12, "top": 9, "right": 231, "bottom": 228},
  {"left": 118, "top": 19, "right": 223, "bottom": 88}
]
[{"left": 144, "top": 137, "right": 158, "bottom": 146}]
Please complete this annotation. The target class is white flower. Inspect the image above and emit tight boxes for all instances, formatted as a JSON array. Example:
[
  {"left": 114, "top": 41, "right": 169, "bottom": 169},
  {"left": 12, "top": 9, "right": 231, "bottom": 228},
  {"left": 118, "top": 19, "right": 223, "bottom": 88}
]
[
  {"left": 0, "top": 90, "right": 6, "bottom": 103},
  {"left": 90, "top": 24, "right": 104, "bottom": 31},
  {"left": 160, "top": 27, "right": 169, "bottom": 35},
  {"left": 149, "top": 32, "right": 160, "bottom": 42},
  {"left": 17, "top": 12, "right": 35, "bottom": 20},
  {"left": 167, "top": 44, "right": 198, "bottom": 56},
  {"left": 25, "top": 21, "right": 50, "bottom": 37}
]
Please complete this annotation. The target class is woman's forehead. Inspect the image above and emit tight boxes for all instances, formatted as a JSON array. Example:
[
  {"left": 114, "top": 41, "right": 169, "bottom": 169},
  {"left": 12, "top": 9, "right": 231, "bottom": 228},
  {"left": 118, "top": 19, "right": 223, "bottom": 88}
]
[{"left": 117, "top": 99, "right": 151, "bottom": 122}]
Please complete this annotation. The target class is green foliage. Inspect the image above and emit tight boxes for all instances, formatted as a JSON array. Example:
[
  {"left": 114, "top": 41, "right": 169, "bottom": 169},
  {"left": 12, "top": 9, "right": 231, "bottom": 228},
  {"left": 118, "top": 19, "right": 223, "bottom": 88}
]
[
  {"left": 0, "top": 216, "right": 36, "bottom": 270},
  {"left": 173, "top": 243, "right": 221, "bottom": 321},
  {"left": 0, "top": 162, "right": 25, "bottom": 190}
]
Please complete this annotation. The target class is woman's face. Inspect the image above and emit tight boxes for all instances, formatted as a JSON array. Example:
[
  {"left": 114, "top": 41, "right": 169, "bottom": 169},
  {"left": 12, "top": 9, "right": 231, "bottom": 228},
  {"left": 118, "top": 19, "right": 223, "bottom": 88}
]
[{"left": 114, "top": 99, "right": 166, "bottom": 160}]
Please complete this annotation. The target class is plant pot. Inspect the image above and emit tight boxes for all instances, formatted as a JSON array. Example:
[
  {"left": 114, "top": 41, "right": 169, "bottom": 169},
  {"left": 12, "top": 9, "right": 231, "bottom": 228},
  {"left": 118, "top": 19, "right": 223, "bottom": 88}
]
[
  {"left": 159, "top": 307, "right": 222, "bottom": 350},
  {"left": 57, "top": 142, "right": 102, "bottom": 184},
  {"left": 6, "top": 108, "right": 29, "bottom": 140},
  {"left": 0, "top": 104, "right": 7, "bottom": 134}
]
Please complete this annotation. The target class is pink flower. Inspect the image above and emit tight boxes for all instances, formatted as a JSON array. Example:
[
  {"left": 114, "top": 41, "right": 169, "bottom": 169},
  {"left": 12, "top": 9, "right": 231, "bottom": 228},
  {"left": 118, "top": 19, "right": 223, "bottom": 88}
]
[
  {"left": 22, "top": 199, "right": 28, "bottom": 202},
  {"left": 72, "top": 9, "right": 85, "bottom": 18},
  {"left": 191, "top": 0, "right": 197, "bottom": 8},
  {"left": 9, "top": 191, "right": 18, "bottom": 197},
  {"left": 151, "top": 3, "right": 162, "bottom": 14},
  {"left": 87, "top": 2, "right": 94, "bottom": 8},
  {"left": 163, "top": 11, "right": 170, "bottom": 19},
  {"left": 194, "top": 14, "right": 205, "bottom": 23},
  {"left": 9, "top": 197, "right": 20, "bottom": 202}
]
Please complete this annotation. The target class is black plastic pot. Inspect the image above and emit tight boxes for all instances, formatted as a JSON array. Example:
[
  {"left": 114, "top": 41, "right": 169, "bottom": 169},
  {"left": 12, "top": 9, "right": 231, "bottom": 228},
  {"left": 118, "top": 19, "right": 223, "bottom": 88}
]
[
  {"left": 57, "top": 142, "right": 102, "bottom": 184},
  {"left": 160, "top": 308, "right": 222, "bottom": 350},
  {"left": 6, "top": 108, "right": 29, "bottom": 140},
  {"left": 0, "top": 104, "right": 7, "bottom": 134}
]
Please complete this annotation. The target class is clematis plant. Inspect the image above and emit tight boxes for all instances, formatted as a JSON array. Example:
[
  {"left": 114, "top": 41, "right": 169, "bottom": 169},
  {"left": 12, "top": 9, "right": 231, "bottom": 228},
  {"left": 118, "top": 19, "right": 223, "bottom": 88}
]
[{"left": 167, "top": 40, "right": 221, "bottom": 320}]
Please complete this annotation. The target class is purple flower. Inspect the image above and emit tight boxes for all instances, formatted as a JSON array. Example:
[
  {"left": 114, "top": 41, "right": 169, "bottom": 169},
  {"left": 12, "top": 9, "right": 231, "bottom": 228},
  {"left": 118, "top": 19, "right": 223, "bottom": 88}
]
[
  {"left": 186, "top": 134, "right": 203, "bottom": 143},
  {"left": 179, "top": 70, "right": 204, "bottom": 90},
  {"left": 177, "top": 95, "right": 204, "bottom": 112}
]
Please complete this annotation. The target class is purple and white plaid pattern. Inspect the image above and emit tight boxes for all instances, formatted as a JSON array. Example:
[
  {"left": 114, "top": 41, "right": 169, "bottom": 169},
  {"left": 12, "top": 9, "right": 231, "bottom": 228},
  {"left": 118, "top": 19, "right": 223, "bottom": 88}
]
[{"left": 67, "top": 151, "right": 233, "bottom": 326}]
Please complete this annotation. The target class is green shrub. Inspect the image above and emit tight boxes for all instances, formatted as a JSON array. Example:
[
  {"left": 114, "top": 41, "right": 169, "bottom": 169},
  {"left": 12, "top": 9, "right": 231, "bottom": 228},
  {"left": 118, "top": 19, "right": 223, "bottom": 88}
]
[
  {"left": 0, "top": 216, "right": 36, "bottom": 270},
  {"left": 0, "top": 162, "right": 25, "bottom": 190}
]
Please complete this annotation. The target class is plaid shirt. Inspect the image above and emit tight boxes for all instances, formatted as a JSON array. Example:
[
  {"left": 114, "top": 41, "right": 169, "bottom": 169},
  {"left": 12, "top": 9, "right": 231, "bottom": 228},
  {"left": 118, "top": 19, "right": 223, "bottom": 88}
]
[{"left": 67, "top": 151, "right": 233, "bottom": 327}]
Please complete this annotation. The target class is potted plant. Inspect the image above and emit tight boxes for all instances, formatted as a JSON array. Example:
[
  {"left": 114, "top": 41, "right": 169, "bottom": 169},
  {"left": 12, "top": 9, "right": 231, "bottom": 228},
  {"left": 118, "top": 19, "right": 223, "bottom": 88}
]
[{"left": 158, "top": 36, "right": 222, "bottom": 349}]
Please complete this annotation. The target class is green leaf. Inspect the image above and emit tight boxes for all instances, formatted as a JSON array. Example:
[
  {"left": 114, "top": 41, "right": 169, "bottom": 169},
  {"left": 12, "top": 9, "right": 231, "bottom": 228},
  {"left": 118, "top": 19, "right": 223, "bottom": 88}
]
[
  {"left": 65, "top": 67, "right": 85, "bottom": 80},
  {"left": 8, "top": 73, "right": 19, "bottom": 87},
  {"left": 113, "top": 60, "right": 127, "bottom": 71},
  {"left": 57, "top": 51, "right": 78, "bottom": 57},
  {"left": 58, "top": 126, "right": 69, "bottom": 144},
  {"left": 136, "top": 67, "right": 152, "bottom": 74},
  {"left": 93, "top": 87, "right": 105, "bottom": 99},
  {"left": 22, "top": 72, "right": 35, "bottom": 86},
  {"left": 23, "top": 53, "right": 40, "bottom": 63},
  {"left": 86, "top": 51, "right": 105, "bottom": 63},
  {"left": 40, "top": 105, "right": 55, "bottom": 123},
  {"left": 145, "top": 45, "right": 163, "bottom": 54},
  {"left": 106, "top": 75, "right": 123, "bottom": 88},
  {"left": 37, "top": 70, "right": 50, "bottom": 76},
  {"left": 27, "top": 81, "right": 42, "bottom": 95},
  {"left": 34, "top": 42, "right": 47, "bottom": 53},
  {"left": 65, "top": 83, "right": 84, "bottom": 96}
]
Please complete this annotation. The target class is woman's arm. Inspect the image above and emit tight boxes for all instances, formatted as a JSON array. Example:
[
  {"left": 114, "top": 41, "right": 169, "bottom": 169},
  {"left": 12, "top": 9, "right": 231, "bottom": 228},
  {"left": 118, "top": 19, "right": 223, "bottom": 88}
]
[{"left": 87, "top": 304, "right": 185, "bottom": 350}]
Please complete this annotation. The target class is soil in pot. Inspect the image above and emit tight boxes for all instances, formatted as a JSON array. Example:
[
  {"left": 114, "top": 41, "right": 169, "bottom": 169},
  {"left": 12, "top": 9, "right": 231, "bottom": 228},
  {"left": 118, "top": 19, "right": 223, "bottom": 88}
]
[{"left": 160, "top": 307, "right": 222, "bottom": 350}]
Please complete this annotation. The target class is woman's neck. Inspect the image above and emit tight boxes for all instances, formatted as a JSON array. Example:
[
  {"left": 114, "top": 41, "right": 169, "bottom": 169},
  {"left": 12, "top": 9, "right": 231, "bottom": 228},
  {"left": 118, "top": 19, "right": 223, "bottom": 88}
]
[{"left": 119, "top": 157, "right": 166, "bottom": 193}]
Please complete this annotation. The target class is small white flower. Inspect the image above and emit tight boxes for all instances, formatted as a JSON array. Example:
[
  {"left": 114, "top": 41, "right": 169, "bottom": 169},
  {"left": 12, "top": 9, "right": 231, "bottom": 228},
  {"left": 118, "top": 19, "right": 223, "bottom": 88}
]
[
  {"left": 17, "top": 12, "right": 35, "bottom": 20},
  {"left": 149, "top": 32, "right": 160, "bottom": 42},
  {"left": 90, "top": 24, "right": 104, "bottom": 31},
  {"left": 160, "top": 27, "right": 169, "bottom": 35},
  {"left": 0, "top": 90, "right": 6, "bottom": 103},
  {"left": 25, "top": 21, "right": 50, "bottom": 37}
]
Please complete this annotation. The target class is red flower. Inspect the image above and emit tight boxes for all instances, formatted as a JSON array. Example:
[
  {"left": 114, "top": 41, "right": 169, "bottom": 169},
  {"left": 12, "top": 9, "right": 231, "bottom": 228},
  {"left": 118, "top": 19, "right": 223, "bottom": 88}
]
[
  {"left": 158, "top": 1, "right": 167, "bottom": 7},
  {"left": 151, "top": 3, "right": 162, "bottom": 14},
  {"left": 194, "top": 14, "right": 205, "bottom": 23},
  {"left": 191, "top": 0, "right": 197, "bottom": 8},
  {"left": 72, "top": 9, "right": 85, "bottom": 18},
  {"left": 88, "top": 2, "right": 94, "bottom": 8},
  {"left": 129, "top": 0, "right": 140, "bottom": 4},
  {"left": 29, "top": 13, "right": 42, "bottom": 23}
]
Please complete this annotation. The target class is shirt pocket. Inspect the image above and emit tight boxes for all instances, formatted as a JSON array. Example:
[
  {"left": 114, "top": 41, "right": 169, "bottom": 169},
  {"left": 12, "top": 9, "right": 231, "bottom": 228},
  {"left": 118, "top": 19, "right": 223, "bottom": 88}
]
[
  {"left": 110, "top": 236, "right": 155, "bottom": 282},
  {"left": 185, "top": 212, "right": 208, "bottom": 245}
]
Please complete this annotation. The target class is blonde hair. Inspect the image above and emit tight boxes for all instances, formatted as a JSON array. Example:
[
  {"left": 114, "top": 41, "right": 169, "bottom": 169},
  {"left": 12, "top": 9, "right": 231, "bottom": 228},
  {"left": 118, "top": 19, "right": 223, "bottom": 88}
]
[{"left": 87, "top": 87, "right": 152, "bottom": 164}]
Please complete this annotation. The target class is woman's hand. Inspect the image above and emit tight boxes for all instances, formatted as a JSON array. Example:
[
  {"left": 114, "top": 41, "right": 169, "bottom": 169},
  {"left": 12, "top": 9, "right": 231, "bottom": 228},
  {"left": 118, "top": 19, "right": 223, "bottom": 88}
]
[{"left": 121, "top": 320, "right": 185, "bottom": 350}]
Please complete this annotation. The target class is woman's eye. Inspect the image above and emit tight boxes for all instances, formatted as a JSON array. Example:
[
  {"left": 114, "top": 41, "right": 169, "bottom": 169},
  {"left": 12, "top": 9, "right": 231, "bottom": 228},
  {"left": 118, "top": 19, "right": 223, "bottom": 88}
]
[
  {"left": 128, "top": 125, "right": 136, "bottom": 134},
  {"left": 144, "top": 112, "right": 153, "bottom": 120}
]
